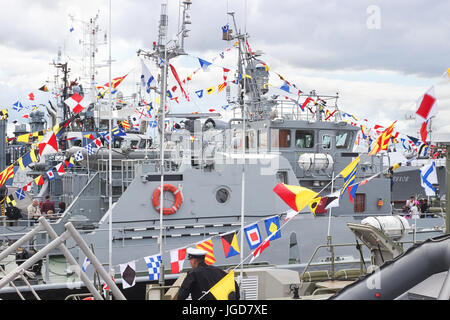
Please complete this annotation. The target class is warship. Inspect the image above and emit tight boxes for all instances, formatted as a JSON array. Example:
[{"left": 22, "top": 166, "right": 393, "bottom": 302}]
[{"left": 0, "top": 0, "right": 447, "bottom": 300}]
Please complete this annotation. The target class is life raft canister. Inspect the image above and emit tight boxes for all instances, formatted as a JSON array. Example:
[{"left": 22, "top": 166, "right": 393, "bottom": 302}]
[{"left": 152, "top": 184, "right": 183, "bottom": 215}]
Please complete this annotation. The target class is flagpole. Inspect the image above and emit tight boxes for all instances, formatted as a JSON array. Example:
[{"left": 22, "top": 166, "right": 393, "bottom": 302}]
[
  {"left": 86, "top": 146, "right": 90, "bottom": 178},
  {"left": 239, "top": 0, "right": 248, "bottom": 287},
  {"left": 108, "top": 0, "right": 114, "bottom": 289}
]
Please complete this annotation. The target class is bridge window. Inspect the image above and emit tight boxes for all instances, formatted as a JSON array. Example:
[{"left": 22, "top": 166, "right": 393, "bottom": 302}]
[
  {"left": 113, "top": 137, "right": 123, "bottom": 148},
  {"left": 130, "top": 140, "right": 139, "bottom": 149},
  {"left": 271, "top": 129, "right": 291, "bottom": 148},
  {"left": 336, "top": 132, "right": 352, "bottom": 149},
  {"left": 295, "top": 130, "right": 314, "bottom": 148},
  {"left": 322, "top": 135, "right": 331, "bottom": 149}
]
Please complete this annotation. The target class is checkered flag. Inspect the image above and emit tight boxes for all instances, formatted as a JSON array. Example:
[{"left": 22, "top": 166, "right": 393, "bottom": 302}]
[
  {"left": 144, "top": 254, "right": 162, "bottom": 280},
  {"left": 86, "top": 143, "right": 95, "bottom": 155},
  {"left": 74, "top": 150, "right": 84, "bottom": 162}
]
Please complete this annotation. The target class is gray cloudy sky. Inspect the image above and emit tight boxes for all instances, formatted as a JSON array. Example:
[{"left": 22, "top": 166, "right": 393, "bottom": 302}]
[{"left": 1, "top": 0, "right": 450, "bottom": 139}]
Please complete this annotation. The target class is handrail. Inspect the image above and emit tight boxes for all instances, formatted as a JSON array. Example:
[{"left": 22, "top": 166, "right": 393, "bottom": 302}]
[
  {"left": 61, "top": 171, "right": 100, "bottom": 219},
  {"left": 299, "top": 242, "right": 369, "bottom": 281}
]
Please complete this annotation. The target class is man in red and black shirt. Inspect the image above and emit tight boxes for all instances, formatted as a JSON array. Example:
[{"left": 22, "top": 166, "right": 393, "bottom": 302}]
[{"left": 40, "top": 195, "right": 55, "bottom": 215}]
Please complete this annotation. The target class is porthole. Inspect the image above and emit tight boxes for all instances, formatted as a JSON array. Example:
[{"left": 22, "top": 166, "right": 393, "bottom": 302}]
[{"left": 216, "top": 188, "right": 230, "bottom": 204}]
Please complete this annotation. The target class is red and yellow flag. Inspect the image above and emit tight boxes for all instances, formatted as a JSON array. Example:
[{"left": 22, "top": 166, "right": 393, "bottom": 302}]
[
  {"left": 0, "top": 165, "right": 14, "bottom": 188},
  {"left": 368, "top": 121, "right": 396, "bottom": 156},
  {"left": 196, "top": 239, "right": 216, "bottom": 265},
  {"left": 273, "top": 183, "right": 318, "bottom": 212},
  {"left": 121, "top": 120, "right": 130, "bottom": 130}
]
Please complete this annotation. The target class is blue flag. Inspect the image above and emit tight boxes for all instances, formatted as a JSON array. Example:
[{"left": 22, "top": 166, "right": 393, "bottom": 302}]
[
  {"left": 264, "top": 216, "right": 281, "bottom": 240},
  {"left": 348, "top": 183, "right": 359, "bottom": 204},
  {"left": 198, "top": 58, "right": 212, "bottom": 71},
  {"left": 111, "top": 126, "right": 126, "bottom": 137},
  {"left": 144, "top": 254, "right": 161, "bottom": 281},
  {"left": 12, "top": 101, "right": 24, "bottom": 111},
  {"left": 195, "top": 90, "right": 204, "bottom": 98},
  {"left": 280, "top": 81, "right": 290, "bottom": 93},
  {"left": 15, "top": 188, "right": 25, "bottom": 201},
  {"left": 244, "top": 223, "right": 262, "bottom": 250}
]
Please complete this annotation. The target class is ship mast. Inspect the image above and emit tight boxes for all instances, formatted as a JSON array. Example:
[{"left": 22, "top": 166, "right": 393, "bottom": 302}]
[
  {"left": 227, "top": 7, "right": 249, "bottom": 290},
  {"left": 138, "top": 0, "right": 193, "bottom": 293}
]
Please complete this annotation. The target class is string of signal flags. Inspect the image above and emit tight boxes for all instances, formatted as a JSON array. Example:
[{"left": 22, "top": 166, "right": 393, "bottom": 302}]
[
  {"left": 80, "top": 152, "right": 410, "bottom": 297},
  {"left": 0, "top": 116, "right": 131, "bottom": 206}
]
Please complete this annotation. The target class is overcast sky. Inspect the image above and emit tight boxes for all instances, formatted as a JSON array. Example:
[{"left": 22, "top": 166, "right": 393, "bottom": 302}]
[{"left": 1, "top": 0, "right": 450, "bottom": 140}]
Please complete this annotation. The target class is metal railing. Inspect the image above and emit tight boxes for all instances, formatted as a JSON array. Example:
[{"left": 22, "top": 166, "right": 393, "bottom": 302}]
[
  {"left": 0, "top": 217, "right": 126, "bottom": 300},
  {"left": 299, "top": 242, "right": 368, "bottom": 282}
]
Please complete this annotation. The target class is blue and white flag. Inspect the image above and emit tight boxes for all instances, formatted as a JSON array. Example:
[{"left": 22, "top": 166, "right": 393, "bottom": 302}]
[
  {"left": 420, "top": 162, "right": 438, "bottom": 196},
  {"left": 280, "top": 81, "right": 290, "bottom": 93},
  {"left": 144, "top": 254, "right": 162, "bottom": 281},
  {"left": 198, "top": 58, "right": 212, "bottom": 71},
  {"left": 74, "top": 150, "right": 84, "bottom": 162},
  {"left": 15, "top": 188, "right": 26, "bottom": 201},
  {"left": 86, "top": 143, "right": 95, "bottom": 155},
  {"left": 195, "top": 89, "right": 204, "bottom": 98},
  {"left": 140, "top": 59, "right": 154, "bottom": 94},
  {"left": 244, "top": 223, "right": 262, "bottom": 250},
  {"left": 99, "top": 132, "right": 112, "bottom": 145},
  {"left": 46, "top": 169, "right": 55, "bottom": 181},
  {"left": 131, "top": 117, "right": 140, "bottom": 131},
  {"left": 81, "top": 257, "right": 90, "bottom": 272},
  {"left": 12, "top": 101, "right": 24, "bottom": 111}
]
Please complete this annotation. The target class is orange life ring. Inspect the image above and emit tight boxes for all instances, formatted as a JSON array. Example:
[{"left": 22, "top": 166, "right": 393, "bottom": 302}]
[{"left": 152, "top": 184, "right": 183, "bottom": 215}]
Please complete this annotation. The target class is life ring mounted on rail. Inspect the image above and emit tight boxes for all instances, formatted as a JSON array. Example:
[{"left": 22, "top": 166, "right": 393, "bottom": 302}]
[{"left": 152, "top": 184, "right": 183, "bottom": 215}]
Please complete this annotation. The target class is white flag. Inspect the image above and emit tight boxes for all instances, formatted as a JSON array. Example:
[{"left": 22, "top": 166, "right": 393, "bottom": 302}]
[
  {"left": 141, "top": 59, "right": 154, "bottom": 94},
  {"left": 119, "top": 261, "right": 136, "bottom": 289},
  {"left": 419, "top": 162, "right": 438, "bottom": 196}
]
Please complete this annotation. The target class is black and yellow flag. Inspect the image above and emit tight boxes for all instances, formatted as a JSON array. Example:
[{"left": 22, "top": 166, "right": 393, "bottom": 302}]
[
  {"left": 309, "top": 196, "right": 322, "bottom": 214},
  {"left": 209, "top": 270, "right": 236, "bottom": 300}
]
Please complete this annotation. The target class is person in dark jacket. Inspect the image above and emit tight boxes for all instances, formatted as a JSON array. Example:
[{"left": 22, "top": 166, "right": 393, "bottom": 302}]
[
  {"left": 177, "top": 248, "right": 240, "bottom": 300},
  {"left": 40, "top": 195, "right": 55, "bottom": 215}
]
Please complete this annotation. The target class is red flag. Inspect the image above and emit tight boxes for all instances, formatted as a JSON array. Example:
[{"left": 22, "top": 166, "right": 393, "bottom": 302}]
[
  {"left": 416, "top": 86, "right": 436, "bottom": 121},
  {"left": 38, "top": 132, "right": 58, "bottom": 156},
  {"left": 55, "top": 163, "right": 65, "bottom": 175},
  {"left": 28, "top": 93, "right": 35, "bottom": 101},
  {"left": 301, "top": 97, "right": 314, "bottom": 110},
  {"left": 420, "top": 121, "right": 428, "bottom": 143},
  {"left": 250, "top": 236, "right": 272, "bottom": 263},
  {"left": 169, "top": 64, "right": 189, "bottom": 101},
  {"left": 170, "top": 248, "right": 186, "bottom": 274},
  {"left": 106, "top": 74, "right": 128, "bottom": 89},
  {"left": 64, "top": 93, "right": 89, "bottom": 114}
]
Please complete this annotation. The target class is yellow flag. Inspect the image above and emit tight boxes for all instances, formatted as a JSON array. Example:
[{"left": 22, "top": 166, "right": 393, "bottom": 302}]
[
  {"left": 209, "top": 270, "right": 236, "bottom": 300},
  {"left": 30, "top": 149, "right": 39, "bottom": 163},
  {"left": 447, "top": 68, "right": 450, "bottom": 81},
  {"left": 339, "top": 156, "right": 360, "bottom": 179},
  {"left": 273, "top": 184, "right": 318, "bottom": 212},
  {"left": 17, "top": 134, "right": 30, "bottom": 144}
]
